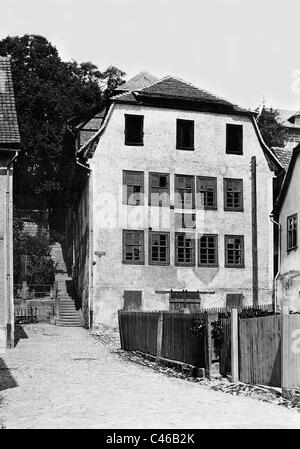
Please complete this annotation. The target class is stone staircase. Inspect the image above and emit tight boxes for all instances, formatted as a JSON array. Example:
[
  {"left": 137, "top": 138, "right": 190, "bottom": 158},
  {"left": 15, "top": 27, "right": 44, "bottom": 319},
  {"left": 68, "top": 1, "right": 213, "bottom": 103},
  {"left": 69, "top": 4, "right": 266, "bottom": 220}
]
[{"left": 51, "top": 242, "right": 83, "bottom": 327}]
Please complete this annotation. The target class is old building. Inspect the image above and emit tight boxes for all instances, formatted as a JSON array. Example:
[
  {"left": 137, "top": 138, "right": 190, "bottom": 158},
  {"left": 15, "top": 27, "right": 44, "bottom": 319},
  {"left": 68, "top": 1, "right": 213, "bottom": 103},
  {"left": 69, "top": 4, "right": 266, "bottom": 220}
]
[
  {"left": 67, "top": 72, "right": 282, "bottom": 328},
  {"left": 275, "top": 109, "right": 300, "bottom": 149},
  {"left": 0, "top": 56, "right": 20, "bottom": 349},
  {"left": 274, "top": 143, "right": 300, "bottom": 312}
]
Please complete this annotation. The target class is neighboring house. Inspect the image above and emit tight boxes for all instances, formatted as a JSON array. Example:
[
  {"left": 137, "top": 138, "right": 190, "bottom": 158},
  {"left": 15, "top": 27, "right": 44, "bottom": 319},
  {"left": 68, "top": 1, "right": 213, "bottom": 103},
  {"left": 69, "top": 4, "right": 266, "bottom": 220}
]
[
  {"left": 66, "top": 72, "right": 282, "bottom": 328},
  {"left": 274, "top": 109, "right": 300, "bottom": 149},
  {"left": 0, "top": 56, "right": 20, "bottom": 349},
  {"left": 274, "top": 143, "right": 300, "bottom": 312}
]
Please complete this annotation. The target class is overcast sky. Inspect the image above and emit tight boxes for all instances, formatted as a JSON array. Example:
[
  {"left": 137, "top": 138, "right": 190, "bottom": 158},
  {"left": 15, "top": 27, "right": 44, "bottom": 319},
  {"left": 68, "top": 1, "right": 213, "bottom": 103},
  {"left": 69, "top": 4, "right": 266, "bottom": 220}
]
[{"left": 1, "top": 0, "right": 300, "bottom": 110}]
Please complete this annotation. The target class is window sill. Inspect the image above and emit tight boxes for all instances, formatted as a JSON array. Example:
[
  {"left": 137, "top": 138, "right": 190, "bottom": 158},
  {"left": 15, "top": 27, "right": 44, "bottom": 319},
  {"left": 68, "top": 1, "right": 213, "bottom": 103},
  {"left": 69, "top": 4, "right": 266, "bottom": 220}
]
[
  {"left": 124, "top": 142, "right": 144, "bottom": 146},
  {"left": 149, "top": 262, "right": 170, "bottom": 266},
  {"left": 287, "top": 246, "right": 298, "bottom": 253},
  {"left": 176, "top": 147, "right": 194, "bottom": 151},
  {"left": 198, "top": 264, "right": 219, "bottom": 268},
  {"left": 226, "top": 150, "right": 243, "bottom": 155},
  {"left": 122, "top": 261, "right": 145, "bottom": 265},
  {"left": 225, "top": 264, "right": 245, "bottom": 269},
  {"left": 224, "top": 208, "right": 244, "bottom": 212},
  {"left": 175, "top": 263, "right": 196, "bottom": 267}
]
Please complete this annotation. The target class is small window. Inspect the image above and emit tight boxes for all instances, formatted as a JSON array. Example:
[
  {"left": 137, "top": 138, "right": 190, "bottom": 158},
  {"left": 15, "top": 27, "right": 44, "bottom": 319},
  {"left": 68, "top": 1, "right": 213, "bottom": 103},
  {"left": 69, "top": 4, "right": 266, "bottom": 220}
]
[
  {"left": 149, "top": 232, "right": 170, "bottom": 265},
  {"left": 226, "top": 293, "right": 243, "bottom": 308},
  {"left": 224, "top": 178, "right": 243, "bottom": 211},
  {"left": 149, "top": 173, "right": 170, "bottom": 207},
  {"left": 123, "top": 170, "right": 144, "bottom": 206},
  {"left": 175, "top": 175, "right": 195, "bottom": 209},
  {"left": 125, "top": 114, "right": 144, "bottom": 145},
  {"left": 196, "top": 176, "right": 217, "bottom": 210},
  {"left": 198, "top": 234, "right": 218, "bottom": 267},
  {"left": 226, "top": 124, "right": 243, "bottom": 155},
  {"left": 225, "top": 235, "right": 244, "bottom": 268},
  {"left": 175, "top": 213, "right": 196, "bottom": 229},
  {"left": 175, "top": 232, "right": 196, "bottom": 266},
  {"left": 122, "top": 230, "right": 144, "bottom": 264},
  {"left": 287, "top": 214, "right": 297, "bottom": 251},
  {"left": 176, "top": 119, "right": 194, "bottom": 150}
]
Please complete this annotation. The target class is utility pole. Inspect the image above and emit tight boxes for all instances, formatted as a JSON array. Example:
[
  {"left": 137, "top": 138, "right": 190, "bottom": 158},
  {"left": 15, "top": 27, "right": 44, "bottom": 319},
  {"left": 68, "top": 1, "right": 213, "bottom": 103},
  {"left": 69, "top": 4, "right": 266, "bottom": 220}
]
[{"left": 251, "top": 156, "right": 258, "bottom": 307}]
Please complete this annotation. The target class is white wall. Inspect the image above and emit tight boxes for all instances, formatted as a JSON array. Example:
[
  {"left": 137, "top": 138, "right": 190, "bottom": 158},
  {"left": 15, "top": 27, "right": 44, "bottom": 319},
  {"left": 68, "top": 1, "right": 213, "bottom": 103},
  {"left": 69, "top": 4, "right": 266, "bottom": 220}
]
[{"left": 90, "top": 104, "right": 274, "bottom": 326}]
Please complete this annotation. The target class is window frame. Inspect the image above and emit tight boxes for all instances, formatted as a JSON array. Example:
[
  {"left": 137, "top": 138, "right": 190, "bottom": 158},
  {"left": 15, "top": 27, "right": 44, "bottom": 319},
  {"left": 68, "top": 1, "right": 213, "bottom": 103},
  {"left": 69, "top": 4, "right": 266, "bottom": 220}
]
[
  {"left": 148, "top": 172, "right": 170, "bottom": 207},
  {"left": 175, "top": 232, "right": 196, "bottom": 267},
  {"left": 224, "top": 234, "right": 245, "bottom": 268},
  {"left": 224, "top": 178, "right": 244, "bottom": 212},
  {"left": 122, "top": 230, "right": 145, "bottom": 265},
  {"left": 148, "top": 231, "right": 170, "bottom": 266},
  {"left": 287, "top": 213, "right": 297, "bottom": 252},
  {"left": 226, "top": 124, "right": 243, "bottom": 155},
  {"left": 123, "top": 170, "right": 144, "bottom": 206},
  {"left": 176, "top": 119, "right": 194, "bottom": 151},
  {"left": 198, "top": 234, "right": 218, "bottom": 267},
  {"left": 196, "top": 176, "right": 217, "bottom": 210},
  {"left": 124, "top": 114, "right": 144, "bottom": 146},
  {"left": 175, "top": 174, "right": 195, "bottom": 209}
]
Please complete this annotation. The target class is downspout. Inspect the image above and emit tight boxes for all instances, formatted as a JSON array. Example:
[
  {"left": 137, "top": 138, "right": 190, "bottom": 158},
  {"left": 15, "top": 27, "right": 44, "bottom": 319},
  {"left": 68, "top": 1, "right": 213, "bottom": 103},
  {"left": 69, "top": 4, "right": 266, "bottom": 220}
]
[
  {"left": 270, "top": 214, "right": 281, "bottom": 312},
  {"left": 6, "top": 152, "right": 18, "bottom": 348}
]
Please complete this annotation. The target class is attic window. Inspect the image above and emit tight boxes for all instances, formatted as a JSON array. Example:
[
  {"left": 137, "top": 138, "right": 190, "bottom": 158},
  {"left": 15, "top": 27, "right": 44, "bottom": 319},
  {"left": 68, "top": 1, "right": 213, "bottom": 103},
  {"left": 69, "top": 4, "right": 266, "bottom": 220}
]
[
  {"left": 295, "top": 115, "right": 300, "bottom": 126},
  {"left": 226, "top": 124, "right": 243, "bottom": 155},
  {"left": 125, "top": 114, "right": 144, "bottom": 145}
]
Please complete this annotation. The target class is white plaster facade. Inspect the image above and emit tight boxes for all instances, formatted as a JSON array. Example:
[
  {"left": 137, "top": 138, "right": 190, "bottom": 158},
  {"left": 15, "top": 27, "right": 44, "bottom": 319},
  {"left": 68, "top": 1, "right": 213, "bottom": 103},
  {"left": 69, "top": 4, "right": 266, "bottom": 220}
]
[
  {"left": 276, "top": 148, "right": 300, "bottom": 312},
  {"left": 85, "top": 102, "right": 275, "bottom": 327}
]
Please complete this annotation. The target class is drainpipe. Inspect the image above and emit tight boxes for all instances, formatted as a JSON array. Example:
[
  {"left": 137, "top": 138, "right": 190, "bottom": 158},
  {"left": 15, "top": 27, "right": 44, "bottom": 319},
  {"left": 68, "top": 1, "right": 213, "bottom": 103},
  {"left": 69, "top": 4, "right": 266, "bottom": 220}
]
[
  {"left": 6, "top": 152, "right": 18, "bottom": 348},
  {"left": 270, "top": 214, "right": 281, "bottom": 312}
]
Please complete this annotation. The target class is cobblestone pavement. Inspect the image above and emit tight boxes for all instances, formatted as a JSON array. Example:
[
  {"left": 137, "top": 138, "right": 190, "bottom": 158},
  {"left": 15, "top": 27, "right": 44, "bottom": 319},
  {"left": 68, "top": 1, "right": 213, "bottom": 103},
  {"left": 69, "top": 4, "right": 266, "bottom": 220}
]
[{"left": 1, "top": 323, "right": 300, "bottom": 429}]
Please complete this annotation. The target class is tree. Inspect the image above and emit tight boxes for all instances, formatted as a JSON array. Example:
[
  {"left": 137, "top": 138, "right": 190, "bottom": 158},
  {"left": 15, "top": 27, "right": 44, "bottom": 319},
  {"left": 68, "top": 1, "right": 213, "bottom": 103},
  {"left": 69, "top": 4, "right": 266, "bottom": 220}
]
[
  {"left": 0, "top": 35, "right": 125, "bottom": 212},
  {"left": 256, "top": 105, "right": 285, "bottom": 148}
]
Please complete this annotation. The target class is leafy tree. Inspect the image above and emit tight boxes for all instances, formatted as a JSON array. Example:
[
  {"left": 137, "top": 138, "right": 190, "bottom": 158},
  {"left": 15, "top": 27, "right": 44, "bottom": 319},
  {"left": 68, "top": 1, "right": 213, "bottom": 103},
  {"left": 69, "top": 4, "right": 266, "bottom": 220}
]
[
  {"left": 256, "top": 105, "right": 285, "bottom": 148},
  {"left": 0, "top": 34, "right": 125, "bottom": 213}
]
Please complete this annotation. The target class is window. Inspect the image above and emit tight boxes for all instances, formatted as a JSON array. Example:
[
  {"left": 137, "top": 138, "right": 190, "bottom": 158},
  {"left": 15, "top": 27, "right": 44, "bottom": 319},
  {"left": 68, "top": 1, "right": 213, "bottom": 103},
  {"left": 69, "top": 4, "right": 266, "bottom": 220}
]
[
  {"left": 123, "top": 170, "right": 144, "bottom": 206},
  {"left": 149, "top": 232, "right": 170, "bottom": 265},
  {"left": 122, "top": 230, "right": 144, "bottom": 264},
  {"left": 287, "top": 214, "right": 297, "bottom": 251},
  {"left": 224, "top": 178, "right": 243, "bottom": 211},
  {"left": 175, "top": 233, "right": 196, "bottom": 266},
  {"left": 176, "top": 119, "right": 194, "bottom": 150},
  {"left": 123, "top": 291, "right": 142, "bottom": 311},
  {"left": 175, "top": 213, "right": 196, "bottom": 229},
  {"left": 226, "top": 124, "right": 243, "bottom": 154},
  {"left": 196, "top": 176, "right": 217, "bottom": 210},
  {"left": 149, "top": 173, "right": 170, "bottom": 206},
  {"left": 125, "top": 114, "right": 144, "bottom": 145},
  {"left": 198, "top": 234, "right": 218, "bottom": 267},
  {"left": 175, "top": 175, "right": 195, "bottom": 209},
  {"left": 225, "top": 235, "right": 244, "bottom": 268},
  {"left": 226, "top": 293, "right": 243, "bottom": 308}
]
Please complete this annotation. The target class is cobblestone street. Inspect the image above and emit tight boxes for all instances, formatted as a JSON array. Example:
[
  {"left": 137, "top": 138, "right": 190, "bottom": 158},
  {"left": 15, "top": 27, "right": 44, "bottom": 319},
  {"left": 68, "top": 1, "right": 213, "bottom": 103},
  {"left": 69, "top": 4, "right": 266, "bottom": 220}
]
[{"left": 1, "top": 323, "right": 300, "bottom": 429}]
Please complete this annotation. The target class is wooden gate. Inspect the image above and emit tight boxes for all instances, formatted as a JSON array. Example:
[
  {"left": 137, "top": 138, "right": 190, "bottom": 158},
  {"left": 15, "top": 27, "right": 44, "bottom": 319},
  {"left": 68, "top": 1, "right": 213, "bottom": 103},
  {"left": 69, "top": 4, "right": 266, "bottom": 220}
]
[{"left": 239, "top": 315, "right": 281, "bottom": 387}]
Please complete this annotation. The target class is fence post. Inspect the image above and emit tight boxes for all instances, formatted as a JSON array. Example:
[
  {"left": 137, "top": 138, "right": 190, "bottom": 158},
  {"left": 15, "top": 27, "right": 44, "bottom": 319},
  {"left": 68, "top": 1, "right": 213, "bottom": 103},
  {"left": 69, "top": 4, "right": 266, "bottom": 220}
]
[
  {"left": 281, "top": 305, "right": 290, "bottom": 397},
  {"left": 156, "top": 311, "right": 163, "bottom": 360},
  {"left": 118, "top": 310, "right": 124, "bottom": 350},
  {"left": 231, "top": 308, "right": 239, "bottom": 382},
  {"left": 204, "top": 312, "right": 212, "bottom": 378}
]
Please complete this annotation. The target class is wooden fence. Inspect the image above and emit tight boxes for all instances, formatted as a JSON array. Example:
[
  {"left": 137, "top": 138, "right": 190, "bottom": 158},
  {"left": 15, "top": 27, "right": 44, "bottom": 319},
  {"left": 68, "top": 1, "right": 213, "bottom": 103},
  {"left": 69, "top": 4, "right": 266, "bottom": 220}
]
[
  {"left": 282, "top": 311, "right": 300, "bottom": 392},
  {"left": 239, "top": 315, "right": 281, "bottom": 387},
  {"left": 119, "top": 311, "right": 208, "bottom": 370}
]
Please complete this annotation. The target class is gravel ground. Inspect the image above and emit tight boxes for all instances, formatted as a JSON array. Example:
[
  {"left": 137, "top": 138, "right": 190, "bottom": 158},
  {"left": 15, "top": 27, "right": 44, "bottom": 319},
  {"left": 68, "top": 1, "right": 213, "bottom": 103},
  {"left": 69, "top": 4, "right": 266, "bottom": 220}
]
[{"left": 1, "top": 323, "right": 300, "bottom": 429}]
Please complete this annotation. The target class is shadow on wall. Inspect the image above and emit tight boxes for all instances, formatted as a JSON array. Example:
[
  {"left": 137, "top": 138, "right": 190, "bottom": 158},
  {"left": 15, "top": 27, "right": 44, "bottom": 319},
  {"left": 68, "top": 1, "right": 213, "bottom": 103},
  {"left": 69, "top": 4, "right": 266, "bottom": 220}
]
[
  {"left": 0, "top": 359, "right": 18, "bottom": 392},
  {"left": 14, "top": 324, "right": 28, "bottom": 348}
]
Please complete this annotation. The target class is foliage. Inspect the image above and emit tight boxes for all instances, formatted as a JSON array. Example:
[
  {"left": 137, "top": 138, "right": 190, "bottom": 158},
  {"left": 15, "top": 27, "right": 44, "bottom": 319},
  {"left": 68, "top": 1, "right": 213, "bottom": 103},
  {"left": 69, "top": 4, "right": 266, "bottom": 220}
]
[
  {"left": 256, "top": 106, "right": 286, "bottom": 148},
  {"left": 191, "top": 316, "right": 207, "bottom": 340},
  {"left": 0, "top": 34, "right": 125, "bottom": 209},
  {"left": 13, "top": 215, "right": 56, "bottom": 285}
]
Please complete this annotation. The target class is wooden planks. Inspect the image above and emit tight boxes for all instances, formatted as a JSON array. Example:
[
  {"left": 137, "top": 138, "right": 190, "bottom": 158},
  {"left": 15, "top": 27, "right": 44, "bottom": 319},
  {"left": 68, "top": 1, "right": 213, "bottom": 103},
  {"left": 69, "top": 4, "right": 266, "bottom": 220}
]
[
  {"left": 282, "top": 312, "right": 300, "bottom": 390},
  {"left": 239, "top": 315, "right": 281, "bottom": 387}
]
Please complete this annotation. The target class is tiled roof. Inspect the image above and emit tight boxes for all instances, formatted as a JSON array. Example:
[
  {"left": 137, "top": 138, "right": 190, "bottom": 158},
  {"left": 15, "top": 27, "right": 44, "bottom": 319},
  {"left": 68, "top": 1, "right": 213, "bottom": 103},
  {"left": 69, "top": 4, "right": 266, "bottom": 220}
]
[
  {"left": 0, "top": 56, "right": 20, "bottom": 148},
  {"left": 271, "top": 146, "right": 293, "bottom": 171},
  {"left": 114, "top": 71, "right": 158, "bottom": 92},
  {"left": 268, "top": 108, "right": 300, "bottom": 129},
  {"left": 111, "top": 76, "right": 254, "bottom": 115}
]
